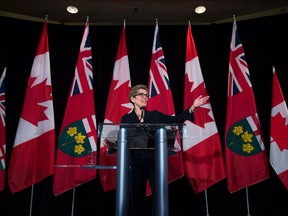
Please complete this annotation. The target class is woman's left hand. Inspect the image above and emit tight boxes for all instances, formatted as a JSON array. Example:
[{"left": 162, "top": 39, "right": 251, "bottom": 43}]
[{"left": 191, "top": 95, "right": 210, "bottom": 111}]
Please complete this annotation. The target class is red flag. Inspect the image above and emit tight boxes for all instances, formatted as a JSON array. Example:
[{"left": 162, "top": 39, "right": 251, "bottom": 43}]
[
  {"left": 269, "top": 66, "right": 288, "bottom": 190},
  {"left": 183, "top": 23, "right": 226, "bottom": 193},
  {"left": 99, "top": 22, "right": 132, "bottom": 192},
  {"left": 8, "top": 19, "right": 55, "bottom": 193},
  {"left": 0, "top": 67, "right": 7, "bottom": 191},
  {"left": 147, "top": 21, "right": 184, "bottom": 194},
  {"left": 53, "top": 19, "right": 97, "bottom": 195},
  {"left": 225, "top": 18, "right": 269, "bottom": 193}
]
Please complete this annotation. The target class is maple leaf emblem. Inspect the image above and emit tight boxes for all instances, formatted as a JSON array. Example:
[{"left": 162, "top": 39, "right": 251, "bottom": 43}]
[
  {"left": 105, "top": 79, "right": 132, "bottom": 123},
  {"left": 193, "top": 106, "right": 214, "bottom": 128},
  {"left": 21, "top": 77, "right": 53, "bottom": 126},
  {"left": 271, "top": 112, "right": 288, "bottom": 151},
  {"left": 184, "top": 75, "right": 213, "bottom": 128}
]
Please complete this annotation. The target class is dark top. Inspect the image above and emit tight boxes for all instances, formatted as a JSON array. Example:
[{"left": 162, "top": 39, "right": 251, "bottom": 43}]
[
  {"left": 121, "top": 108, "right": 193, "bottom": 124},
  {"left": 120, "top": 109, "right": 193, "bottom": 149}
]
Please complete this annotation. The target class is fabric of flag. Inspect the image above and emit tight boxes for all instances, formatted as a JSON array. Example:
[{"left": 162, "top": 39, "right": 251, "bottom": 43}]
[
  {"left": 53, "top": 19, "right": 97, "bottom": 196},
  {"left": 225, "top": 18, "right": 269, "bottom": 193},
  {"left": 0, "top": 67, "right": 7, "bottom": 191},
  {"left": 99, "top": 23, "right": 132, "bottom": 192},
  {"left": 269, "top": 66, "right": 288, "bottom": 190},
  {"left": 8, "top": 20, "right": 55, "bottom": 193},
  {"left": 146, "top": 21, "right": 184, "bottom": 194},
  {"left": 182, "top": 23, "right": 226, "bottom": 193}
]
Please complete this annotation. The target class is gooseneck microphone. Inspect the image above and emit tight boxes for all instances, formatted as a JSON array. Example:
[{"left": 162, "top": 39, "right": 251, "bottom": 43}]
[{"left": 140, "top": 106, "right": 146, "bottom": 123}]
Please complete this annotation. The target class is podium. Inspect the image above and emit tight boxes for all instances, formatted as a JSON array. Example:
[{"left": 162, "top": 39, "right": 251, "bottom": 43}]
[{"left": 98, "top": 123, "right": 186, "bottom": 216}]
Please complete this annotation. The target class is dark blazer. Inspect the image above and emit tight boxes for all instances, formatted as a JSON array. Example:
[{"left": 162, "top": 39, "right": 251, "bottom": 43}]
[
  {"left": 120, "top": 109, "right": 194, "bottom": 149},
  {"left": 120, "top": 108, "right": 194, "bottom": 124}
]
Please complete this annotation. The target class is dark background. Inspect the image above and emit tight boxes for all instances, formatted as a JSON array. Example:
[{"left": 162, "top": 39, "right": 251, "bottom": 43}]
[{"left": 0, "top": 13, "right": 288, "bottom": 215}]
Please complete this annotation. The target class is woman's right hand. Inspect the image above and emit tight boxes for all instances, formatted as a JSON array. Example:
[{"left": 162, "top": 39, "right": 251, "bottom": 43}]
[{"left": 103, "top": 138, "right": 117, "bottom": 148}]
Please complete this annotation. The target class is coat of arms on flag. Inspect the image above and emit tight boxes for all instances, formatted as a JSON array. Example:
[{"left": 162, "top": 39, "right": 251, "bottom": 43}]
[
  {"left": 226, "top": 116, "right": 265, "bottom": 155},
  {"left": 58, "top": 116, "right": 97, "bottom": 157}
]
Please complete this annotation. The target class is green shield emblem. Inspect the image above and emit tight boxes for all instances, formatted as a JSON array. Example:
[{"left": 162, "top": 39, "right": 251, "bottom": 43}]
[
  {"left": 58, "top": 120, "right": 92, "bottom": 157},
  {"left": 226, "top": 118, "right": 262, "bottom": 156}
]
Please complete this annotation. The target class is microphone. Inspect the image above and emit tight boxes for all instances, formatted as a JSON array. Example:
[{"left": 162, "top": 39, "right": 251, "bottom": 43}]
[{"left": 140, "top": 106, "right": 146, "bottom": 123}]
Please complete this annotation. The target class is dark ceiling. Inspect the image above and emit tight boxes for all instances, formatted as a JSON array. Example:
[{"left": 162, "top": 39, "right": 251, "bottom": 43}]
[{"left": 0, "top": 0, "right": 288, "bottom": 25}]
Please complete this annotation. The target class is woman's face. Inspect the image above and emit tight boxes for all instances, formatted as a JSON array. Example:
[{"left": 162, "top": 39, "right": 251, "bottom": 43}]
[{"left": 131, "top": 88, "right": 149, "bottom": 109}]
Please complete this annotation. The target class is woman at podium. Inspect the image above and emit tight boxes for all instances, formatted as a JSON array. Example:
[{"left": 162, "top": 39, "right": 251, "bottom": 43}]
[{"left": 120, "top": 84, "right": 209, "bottom": 216}]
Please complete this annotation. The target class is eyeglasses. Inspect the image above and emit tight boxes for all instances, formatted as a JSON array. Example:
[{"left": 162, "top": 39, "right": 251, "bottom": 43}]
[{"left": 135, "top": 93, "right": 150, "bottom": 98}]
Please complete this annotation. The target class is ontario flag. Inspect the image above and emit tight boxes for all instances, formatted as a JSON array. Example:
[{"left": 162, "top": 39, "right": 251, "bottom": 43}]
[
  {"left": 8, "top": 19, "right": 55, "bottom": 193},
  {"left": 225, "top": 18, "right": 269, "bottom": 193},
  {"left": 183, "top": 22, "right": 226, "bottom": 193},
  {"left": 269, "top": 66, "right": 288, "bottom": 190},
  {"left": 99, "top": 22, "right": 132, "bottom": 192},
  {"left": 0, "top": 67, "right": 7, "bottom": 191},
  {"left": 146, "top": 20, "right": 184, "bottom": 194},
  {"left": 53, "top": 19, "right": 97, "bottom": 196}
]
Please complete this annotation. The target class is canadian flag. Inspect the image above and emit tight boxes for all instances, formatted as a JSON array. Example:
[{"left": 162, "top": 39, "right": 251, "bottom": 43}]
[
  {"left": 269, "top": 66, "right": 288, "bottom": 190},
  {"left": 183, "top": 22, "right": 226, "bottom": 193},
  {"left": 8, "top": 19, "right": 55, "bottom": 193},
  {"left": 99, "top": 22, "right": 132, "bottom": 192}
]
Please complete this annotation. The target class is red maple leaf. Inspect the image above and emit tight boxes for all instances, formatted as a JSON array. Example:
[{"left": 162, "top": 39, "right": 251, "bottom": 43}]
[
  {"left": 271, "top": 112, "right": 288, "bottom": 151},
  {"left": 21, "top": 77, "right": 53, "bottom": 126},
  {"left": 105, "top": 79, "right": 131, "bottom": 123},
  {"left": 194, "top": 106, "right": 214, "bottom": 128},
  {"left": 184, "top": 75, "right": 212, "bottom": 128}
]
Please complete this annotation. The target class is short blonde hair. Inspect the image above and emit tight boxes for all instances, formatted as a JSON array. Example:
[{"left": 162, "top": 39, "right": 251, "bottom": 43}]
[{"left": 129, "top": 84, "right": 148, "bottom": 102}]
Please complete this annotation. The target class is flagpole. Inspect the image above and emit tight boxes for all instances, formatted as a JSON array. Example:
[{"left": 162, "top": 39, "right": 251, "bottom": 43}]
[
  {"left": 246, "top": 187, "right": 251, "bottom": 216},
  {"left": 29, "top": 185, "right": 34, "bottom": 216},
  {"left": 71, "top": 187, "right": 75, "bottom": 216},
  {"left": 204, "top": 189, "right": 210, "bottom": 216}
]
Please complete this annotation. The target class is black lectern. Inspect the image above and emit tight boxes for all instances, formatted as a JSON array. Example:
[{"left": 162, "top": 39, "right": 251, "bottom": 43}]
[{"left": 98, "top": 123, "right": 186, "bottom": 216}]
